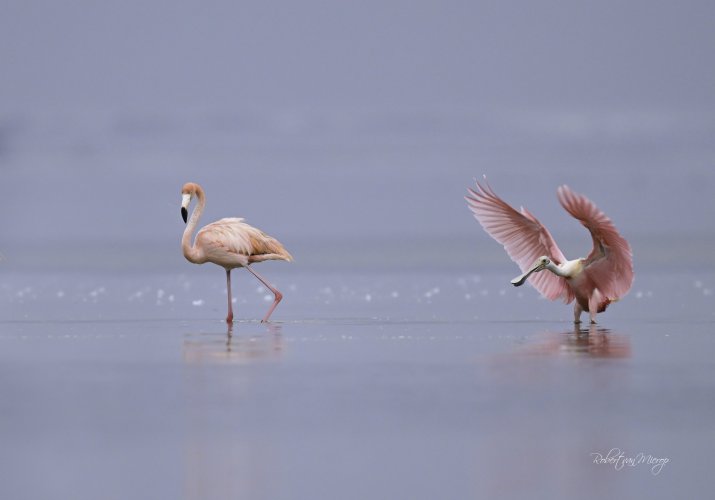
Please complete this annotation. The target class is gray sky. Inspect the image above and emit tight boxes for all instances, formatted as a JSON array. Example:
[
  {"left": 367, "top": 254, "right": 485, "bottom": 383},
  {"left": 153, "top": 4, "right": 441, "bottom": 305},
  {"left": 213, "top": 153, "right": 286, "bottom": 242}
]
[
  {"left": 3, "top": 1, "right": 714, "bottom": 112},
  {"left": 2, "top": 0, "right": 714, "bottom": 270}
]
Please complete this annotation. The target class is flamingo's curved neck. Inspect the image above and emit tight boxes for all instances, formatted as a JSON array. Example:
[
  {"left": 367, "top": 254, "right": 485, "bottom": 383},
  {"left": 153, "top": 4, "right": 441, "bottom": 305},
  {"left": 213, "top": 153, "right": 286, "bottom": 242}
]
[{"left": 182, "top": 189, "right": 205, "bottom": 264}]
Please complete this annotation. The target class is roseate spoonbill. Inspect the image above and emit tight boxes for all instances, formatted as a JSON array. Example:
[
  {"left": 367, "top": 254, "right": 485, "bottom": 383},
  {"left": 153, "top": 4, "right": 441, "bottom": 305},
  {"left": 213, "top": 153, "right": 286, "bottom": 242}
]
[
  {"left": 180, "top": 182, "right": 293, "bottom": 323},
  {"left": 465, "top": 181, "right": 633, "bottom": 323}
]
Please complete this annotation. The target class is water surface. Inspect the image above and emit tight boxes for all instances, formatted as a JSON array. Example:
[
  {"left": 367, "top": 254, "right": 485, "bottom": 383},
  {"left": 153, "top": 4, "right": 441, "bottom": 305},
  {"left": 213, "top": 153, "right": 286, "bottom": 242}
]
[{"left": 1, "top": 269, "right": 713, "bottom": 499}]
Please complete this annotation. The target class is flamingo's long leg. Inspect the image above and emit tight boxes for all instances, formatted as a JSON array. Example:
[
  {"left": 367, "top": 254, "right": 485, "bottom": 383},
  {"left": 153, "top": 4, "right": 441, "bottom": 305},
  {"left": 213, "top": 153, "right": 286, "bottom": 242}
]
[
  {"left": 226, "top": 322, "right": 234, "bottom": 351},
  {"left": 245, "top": 265, "right": 283, "bottom": 323},
  {"left": 225, "top": 269, "right": 234, "bottom": 323}
]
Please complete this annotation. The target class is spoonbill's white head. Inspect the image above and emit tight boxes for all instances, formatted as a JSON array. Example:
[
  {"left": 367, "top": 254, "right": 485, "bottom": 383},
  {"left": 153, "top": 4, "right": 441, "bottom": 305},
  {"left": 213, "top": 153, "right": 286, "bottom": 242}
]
[{"left": 511, "top": 256, "right": 550, "bottom": 286}]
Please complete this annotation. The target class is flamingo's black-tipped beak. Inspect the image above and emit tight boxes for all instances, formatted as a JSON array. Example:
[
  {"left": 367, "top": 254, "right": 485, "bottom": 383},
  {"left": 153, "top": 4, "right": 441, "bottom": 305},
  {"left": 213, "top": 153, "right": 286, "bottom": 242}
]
[{"left": 181, "top": 193, "right": 191, "bottom": 223}]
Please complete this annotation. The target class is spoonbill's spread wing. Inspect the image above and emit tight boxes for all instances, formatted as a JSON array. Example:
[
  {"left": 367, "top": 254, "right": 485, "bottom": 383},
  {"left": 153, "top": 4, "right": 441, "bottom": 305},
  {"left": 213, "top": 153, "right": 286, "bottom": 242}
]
[
  {"left": 557, "top": 185, "right": 633, "bottom": 300},
  {"left": 466, "top": 182, "right": 574, "bottom": 302}
]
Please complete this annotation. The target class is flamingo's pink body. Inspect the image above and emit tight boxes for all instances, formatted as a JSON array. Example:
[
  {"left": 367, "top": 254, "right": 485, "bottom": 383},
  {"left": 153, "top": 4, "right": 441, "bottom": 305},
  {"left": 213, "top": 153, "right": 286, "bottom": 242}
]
[
  {"left": 181, "top": 182, "right": 293, "bottom": 323},
  {"left": 465, "top": 182, "right": 633, "bottom": 323}
]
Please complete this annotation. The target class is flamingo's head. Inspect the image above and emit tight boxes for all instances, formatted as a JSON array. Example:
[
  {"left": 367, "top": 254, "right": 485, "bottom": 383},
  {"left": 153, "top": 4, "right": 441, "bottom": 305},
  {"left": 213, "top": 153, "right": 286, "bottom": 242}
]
[
  {"left": 181, "top": 182, "right": 202, "bottom": 223},
  {"left": 511, "top": 256, "right": 550, "bottom": 286}
]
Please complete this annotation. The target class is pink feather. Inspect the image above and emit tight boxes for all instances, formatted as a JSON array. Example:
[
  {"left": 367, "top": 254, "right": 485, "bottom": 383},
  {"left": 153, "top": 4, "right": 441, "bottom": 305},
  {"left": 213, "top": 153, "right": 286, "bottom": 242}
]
[{"left": 465, "top": 181, "right": 574, "bottom": 303}]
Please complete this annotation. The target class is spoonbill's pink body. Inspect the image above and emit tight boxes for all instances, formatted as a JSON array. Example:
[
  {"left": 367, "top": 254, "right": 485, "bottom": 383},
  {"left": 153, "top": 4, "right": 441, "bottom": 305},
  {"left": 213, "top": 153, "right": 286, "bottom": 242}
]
[
  {"left": 465, "top": 182, "right": 633, "bottom": 323},
  {"left": 181, "top": 182, "right": 293, "bottom": 323}
]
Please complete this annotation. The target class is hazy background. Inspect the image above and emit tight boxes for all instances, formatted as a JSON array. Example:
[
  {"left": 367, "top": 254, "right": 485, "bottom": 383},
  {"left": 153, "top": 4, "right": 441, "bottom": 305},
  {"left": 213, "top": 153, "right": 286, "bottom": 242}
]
[
  {"left": 2, "top": 0, "right": 714, "bottom": 272},
  {"left": 2, "top": 4, "right": 715, "bottom": 499}
]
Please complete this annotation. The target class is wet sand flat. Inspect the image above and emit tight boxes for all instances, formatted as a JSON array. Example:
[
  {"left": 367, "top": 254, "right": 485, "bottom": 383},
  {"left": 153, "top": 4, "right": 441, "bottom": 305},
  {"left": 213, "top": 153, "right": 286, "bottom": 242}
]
[{"left": 1, "top": 270, "right": 714, "bottom": 499}]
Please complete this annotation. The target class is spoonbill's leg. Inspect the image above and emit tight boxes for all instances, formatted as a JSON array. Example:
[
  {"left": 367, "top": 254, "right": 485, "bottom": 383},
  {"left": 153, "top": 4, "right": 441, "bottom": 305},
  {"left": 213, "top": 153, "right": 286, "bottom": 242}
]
[
  {"left": 225, "top": 269, "right": 234, "bottom": 323},
  {"left": 587, "top": 294, "right": 599, "bottom": 324},
  {"left": 573, "top": 303, "right": 583, "bottom": 324},
  {"left": 245, "top": 265, "right": 283, "bottom": 323}
]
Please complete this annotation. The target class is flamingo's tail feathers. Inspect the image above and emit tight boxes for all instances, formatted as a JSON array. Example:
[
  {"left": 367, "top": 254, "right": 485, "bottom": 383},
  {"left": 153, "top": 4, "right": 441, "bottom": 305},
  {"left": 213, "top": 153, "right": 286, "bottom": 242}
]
[{"left": 281, "top": 249, "right": 294, "bottom": 262}]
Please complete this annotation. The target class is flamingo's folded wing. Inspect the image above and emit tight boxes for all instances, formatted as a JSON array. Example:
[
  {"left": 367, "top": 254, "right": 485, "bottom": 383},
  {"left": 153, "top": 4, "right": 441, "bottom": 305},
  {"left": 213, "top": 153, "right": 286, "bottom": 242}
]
[
  {"left": 466, "top": 181, "right": 573, "bottom": 303},
  {"left": 198, "top": 218, "right": 293, "bottom": 261},
  {"left": 557, "top": 185, "right": 633, "bottom": 300}
]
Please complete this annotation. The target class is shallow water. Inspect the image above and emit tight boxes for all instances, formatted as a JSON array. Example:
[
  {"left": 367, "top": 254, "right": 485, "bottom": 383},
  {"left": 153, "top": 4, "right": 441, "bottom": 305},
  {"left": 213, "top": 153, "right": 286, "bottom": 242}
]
[{"left": 1, "top": 269, "right": 714, "bottom": 499}]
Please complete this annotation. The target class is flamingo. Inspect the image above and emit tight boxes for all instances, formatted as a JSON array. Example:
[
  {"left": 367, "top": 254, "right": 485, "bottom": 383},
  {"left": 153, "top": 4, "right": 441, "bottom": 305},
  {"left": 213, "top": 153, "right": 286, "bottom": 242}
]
[
  {"left": 180, "top": 182, "right": 293, "bottom": 323},
  {"left": 465, "top": 181, "right": 633, "bottom": 323}
]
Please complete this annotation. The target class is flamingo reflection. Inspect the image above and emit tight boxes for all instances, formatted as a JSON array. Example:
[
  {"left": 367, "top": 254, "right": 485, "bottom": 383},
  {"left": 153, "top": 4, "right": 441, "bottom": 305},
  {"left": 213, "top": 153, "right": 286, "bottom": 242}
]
[
  {"left": 183, "top": 322, "right": 284, "bottom": 364},
  {"left": 183, "top": 321, "right": 283, "bottom": 498}
]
